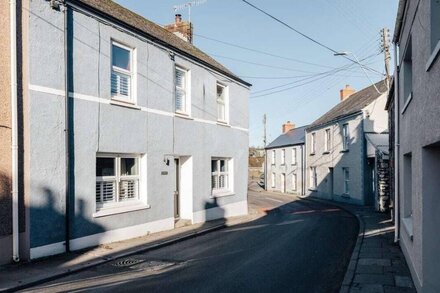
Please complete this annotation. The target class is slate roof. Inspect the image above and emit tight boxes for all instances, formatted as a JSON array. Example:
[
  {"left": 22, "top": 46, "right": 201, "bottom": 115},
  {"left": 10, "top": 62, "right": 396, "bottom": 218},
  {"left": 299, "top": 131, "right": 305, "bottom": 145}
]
[
  {"left": 265, "top": 125, "right": 308, "bottom": 149},
  {"left": 72, "top": 0, "right": 251, "bottom": 87},
  {"left": 308, "top": 80, "right": 388, "bottom": 130}
]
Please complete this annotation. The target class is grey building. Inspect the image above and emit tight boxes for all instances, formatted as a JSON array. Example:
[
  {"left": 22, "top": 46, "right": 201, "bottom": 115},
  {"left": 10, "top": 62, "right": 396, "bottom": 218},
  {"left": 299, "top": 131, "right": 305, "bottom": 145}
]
[
  {"left": 0, "top": 0, "right": 250, "bottom": 264},
  {"left": 305, "top": 82, "right": 389, "bottom": 208},
  {"left": 391, "top": 1, "right": 440, "bottom": 291},
  {"left": 265, "top": 122, "right": 307, "bottom": 196}
]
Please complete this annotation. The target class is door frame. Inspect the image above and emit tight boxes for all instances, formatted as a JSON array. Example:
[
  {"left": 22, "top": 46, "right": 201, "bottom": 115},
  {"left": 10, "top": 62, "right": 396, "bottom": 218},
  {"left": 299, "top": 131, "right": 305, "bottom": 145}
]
[{"left": 174, "top": 158, "right": 180, "bottom": 220}]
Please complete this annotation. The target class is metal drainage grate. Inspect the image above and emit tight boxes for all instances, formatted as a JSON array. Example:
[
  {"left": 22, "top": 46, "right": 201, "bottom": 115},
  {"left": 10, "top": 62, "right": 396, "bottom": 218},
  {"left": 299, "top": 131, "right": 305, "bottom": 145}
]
[
  {"left": 111, "top": 258, "right": 144, "bottom": 267},
  {"left": 129, "top": 260, "right": 176, "bottom": 271}
]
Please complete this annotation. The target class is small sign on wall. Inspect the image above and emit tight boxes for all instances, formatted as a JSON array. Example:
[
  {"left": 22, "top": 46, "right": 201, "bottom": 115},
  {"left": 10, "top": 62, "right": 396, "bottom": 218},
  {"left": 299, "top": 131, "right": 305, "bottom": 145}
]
[{"left": 161, "top": 171, "right": 168, "bottom": 175}]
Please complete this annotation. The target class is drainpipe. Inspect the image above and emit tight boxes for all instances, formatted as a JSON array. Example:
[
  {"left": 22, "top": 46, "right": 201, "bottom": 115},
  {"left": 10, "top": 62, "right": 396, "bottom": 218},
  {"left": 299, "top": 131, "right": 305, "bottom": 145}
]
[
  {"left": 10, "top": 0, "right": 19, "bottom": 263},
  {"left": 63, "top": 3, "right": 71, "bottom": 253},
  {"left": 394, "top": 43, "right": 400, "bottom": 243}
]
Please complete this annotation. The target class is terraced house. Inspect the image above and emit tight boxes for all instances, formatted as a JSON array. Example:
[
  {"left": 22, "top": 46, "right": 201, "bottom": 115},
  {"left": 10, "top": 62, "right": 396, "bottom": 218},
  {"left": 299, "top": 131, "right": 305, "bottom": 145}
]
[
  {"left": 265, "top": 122, "right": 307, "bottom": 196},
  {"left": 0, "top": 0, "right": 250, "bottom": 264},
  {"left": 305, "top": 82, "right": 389, "bottom": 209}
]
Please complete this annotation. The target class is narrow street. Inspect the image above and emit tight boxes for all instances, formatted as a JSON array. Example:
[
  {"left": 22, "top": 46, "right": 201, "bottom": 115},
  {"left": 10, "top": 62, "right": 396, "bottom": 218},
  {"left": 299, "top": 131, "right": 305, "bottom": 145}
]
[{"left": 24, "top": 189, "right": 358, "bottom": 293}]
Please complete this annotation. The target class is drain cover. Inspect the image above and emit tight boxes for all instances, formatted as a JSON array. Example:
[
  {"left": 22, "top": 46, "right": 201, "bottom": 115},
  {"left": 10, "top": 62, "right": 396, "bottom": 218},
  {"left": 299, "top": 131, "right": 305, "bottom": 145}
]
[
  {"left": 111, "top": 258, "right": 144, "bottom": 267},
  {"left": 129, "top": 260, "right": 176, "bottom": 271}
]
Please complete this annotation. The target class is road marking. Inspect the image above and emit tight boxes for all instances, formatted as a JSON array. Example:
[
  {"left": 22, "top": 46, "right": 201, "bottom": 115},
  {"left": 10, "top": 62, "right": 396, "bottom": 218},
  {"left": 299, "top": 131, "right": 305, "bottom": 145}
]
[
  {"left": 223, "top": 224, "right": 268, "bottom": 232},
  {"left": 276, "top": 219, "right": 304, "bottom": 226},
  {"left": 266, "top": 198, "right": 284, "bottom": 203}
]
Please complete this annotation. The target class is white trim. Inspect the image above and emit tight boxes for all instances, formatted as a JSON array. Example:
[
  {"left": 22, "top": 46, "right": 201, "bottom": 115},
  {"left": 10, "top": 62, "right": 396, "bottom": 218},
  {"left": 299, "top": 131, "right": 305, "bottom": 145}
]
[
  {"left": 192, "top": 200, "right": 248, "bottom": 224},
  {"left": 426, "top": 39, "right": 440, "bottom": 71},
  {"left": 70, "top": 217, "right": 174, "bottom": 251},
  {"left": 28, "top": 84, "right": 248, "bottom": 132},
  {"left": 30, "top": 241, "right": 65, "bottom": 260},
  {"left": 93, "top": 203, "right": 150, "bottom": 218}
]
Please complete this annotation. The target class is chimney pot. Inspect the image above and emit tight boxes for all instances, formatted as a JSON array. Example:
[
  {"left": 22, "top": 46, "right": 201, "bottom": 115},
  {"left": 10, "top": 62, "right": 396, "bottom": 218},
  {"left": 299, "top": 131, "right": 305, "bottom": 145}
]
[
  {"left": 282, "top": 121, "right": 295, "bottom": 134},
  {"left": 175, "top": 14, "right": 182, "bottom": 23}
]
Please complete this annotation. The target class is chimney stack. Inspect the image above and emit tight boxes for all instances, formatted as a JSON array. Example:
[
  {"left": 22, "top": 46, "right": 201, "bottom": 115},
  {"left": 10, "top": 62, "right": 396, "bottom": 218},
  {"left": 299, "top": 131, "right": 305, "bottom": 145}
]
[
  {"left": 164, "top": 14, "right": 193, "bottom": 43},
  {"left": 282, "top": 121, "right": 295, "bottom": 134},
  {"left": 340, "top": 85, "right": 356, "bottom": 101}
]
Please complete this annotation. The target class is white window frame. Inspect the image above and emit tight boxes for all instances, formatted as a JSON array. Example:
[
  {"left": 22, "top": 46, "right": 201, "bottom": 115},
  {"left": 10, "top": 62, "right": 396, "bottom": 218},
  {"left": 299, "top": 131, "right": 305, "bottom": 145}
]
[
  {"left": 271, "top": 172, "right": 276, "bottom": 188},
  {"left": 272, "top": 150, "right": 276, "bottom": 165},
  {"left": 216, "top": 82, "right": 229, "bottom": 123},
  {"left": 175, "top": 65, "right": 191, "bottom": 115},
  {"left": 324, "top": 128, "right": 331, "bottom": 152},
  {"left": 310, "top": 133, "right": 316, "bottom": 154},
  {"left": 111, "top": 41, "right": 135, "bottom": 103},
  {"left": 309, "top": 167, "right": 317, "bottom": 189},
  {"left": 292, "top": 173, "right": 297, "bottom": 191},
  {"left": 342, "top": 124, "right": 350, "bottom": 150},
  {"left": 95, "top": 154, "right": 147, "bottom": 215},
  {"left": 211, "top": 158, "right": 233, "bottom": 196},
  {"left": 291, "top": 148, "right": 297, "bottom": 165},
  {"left": 281, "top": 149, "right": 286, "bottom": 165},
  {"left": 343, "top": 167, "right": 350, "bottom": 194}
]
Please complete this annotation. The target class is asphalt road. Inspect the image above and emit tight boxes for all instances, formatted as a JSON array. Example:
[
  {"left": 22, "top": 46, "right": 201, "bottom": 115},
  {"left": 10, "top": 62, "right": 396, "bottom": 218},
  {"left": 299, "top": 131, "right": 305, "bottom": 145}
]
[{"left": 24, "top": 190, "right": 358, "bottom": 293}]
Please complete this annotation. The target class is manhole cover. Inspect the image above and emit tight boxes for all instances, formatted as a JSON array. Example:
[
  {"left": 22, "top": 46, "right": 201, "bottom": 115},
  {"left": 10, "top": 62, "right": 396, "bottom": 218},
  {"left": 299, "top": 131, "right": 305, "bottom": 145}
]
[
  {"left": 129, "top": 260, "right": 177, "bottom": 271},
  {"left": 111, "top": 258, "right": 143, "bottom": 267}
]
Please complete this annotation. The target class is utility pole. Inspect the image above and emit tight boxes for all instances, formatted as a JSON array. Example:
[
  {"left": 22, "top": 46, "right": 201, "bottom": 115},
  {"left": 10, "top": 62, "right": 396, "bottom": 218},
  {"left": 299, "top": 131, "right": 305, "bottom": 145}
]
[
  {"left": 263, "top": 114, "right": 267, "bottom": 147},
  {"left": 381, "top": 27, "right": 391, "bottom": 87}
]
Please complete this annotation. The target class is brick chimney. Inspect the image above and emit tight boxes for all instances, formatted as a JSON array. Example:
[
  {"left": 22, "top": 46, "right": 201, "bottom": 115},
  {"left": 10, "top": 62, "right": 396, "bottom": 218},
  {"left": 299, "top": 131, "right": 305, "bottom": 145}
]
[
  {"left": 164, "top": 14, "right": 193, "bottom": 43},
  {"left": 282, "top": 121, "right": 295, "bottom": 134},
  {"left": 340, "top": 85, "right": 356, "bottom": 101}
]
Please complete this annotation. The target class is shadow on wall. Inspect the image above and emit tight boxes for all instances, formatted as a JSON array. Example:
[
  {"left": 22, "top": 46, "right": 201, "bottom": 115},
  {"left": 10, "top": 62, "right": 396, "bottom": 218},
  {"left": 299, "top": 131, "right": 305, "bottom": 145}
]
[
  {"left": 30, "top": 186, "right": 105, "bottom": 255},
  {"left": 203, "top": 196, "right": 226, "bottom": 226},
  {"left": 0, "top": 171, "right": 12, "bottom": 237},
  {"left": 306, "top": 117, "right": 380, "bottom": 207}
]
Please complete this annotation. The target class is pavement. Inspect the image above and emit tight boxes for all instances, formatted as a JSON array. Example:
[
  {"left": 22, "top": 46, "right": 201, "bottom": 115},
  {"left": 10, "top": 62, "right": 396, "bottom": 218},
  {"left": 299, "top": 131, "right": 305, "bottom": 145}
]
[{"left": 303, "top": 197, "right": 416, "bottom": 293}]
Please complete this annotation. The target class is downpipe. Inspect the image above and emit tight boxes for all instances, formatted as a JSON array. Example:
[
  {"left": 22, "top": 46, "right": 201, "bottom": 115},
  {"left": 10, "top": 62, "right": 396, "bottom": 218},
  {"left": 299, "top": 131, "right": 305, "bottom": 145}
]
[
  {"left": 394, "top": 43, "right": 400, "bottom": 243},
  {"left": 10, "top": 0, "right": 20, "bottom": 263}
]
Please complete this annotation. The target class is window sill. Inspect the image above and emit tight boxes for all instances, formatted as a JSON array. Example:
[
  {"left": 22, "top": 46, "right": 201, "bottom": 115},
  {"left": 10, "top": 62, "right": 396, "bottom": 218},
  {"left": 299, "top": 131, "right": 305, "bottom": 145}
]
[
  {"left": 402, "top": 216, "right": 414, "bottom": 241},
  {"left": 401, "top": 92, "right": 413, "bottom": 115},
  {"left": 426, "top": 40, "right": 440, "bottom": 71},
  {"left": 110, "top": 98, "right": 140, "bottom": 110},
  {"left": 322, "top": 151, "right": 330, "bottom": 155},
  {"left": 310, "top": 153, "right": 315, "bottom": 156},
  {"left": 216, "top": 121, "right": 231, "bottom": 127},
  {"left": 211, "top": 191, "right": 235, "bottom": 198},
  {"left": 340, "top": 149, "right": 349, "bottom": 153},
  {"left": 93, "top": 203, "right": 150, "bottom": 218},
  {"left": 308, "top": 188, "right": 317, "bottom": 192},
  {"left": 175, "top": 112, "right": 193, "bottom": 120},
  {"left": 291, "top": 163, "right": 297, "bottom": 166},
  {"left": 341, "top": 193, "right": 350, "bottom": 199}
]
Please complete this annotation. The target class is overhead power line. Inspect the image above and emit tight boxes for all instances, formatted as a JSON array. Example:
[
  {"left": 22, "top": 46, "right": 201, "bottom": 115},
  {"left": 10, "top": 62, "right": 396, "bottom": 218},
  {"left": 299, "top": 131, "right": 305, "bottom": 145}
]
[{"left": 240, "top": 0, "right": 384, "bottom": 76}]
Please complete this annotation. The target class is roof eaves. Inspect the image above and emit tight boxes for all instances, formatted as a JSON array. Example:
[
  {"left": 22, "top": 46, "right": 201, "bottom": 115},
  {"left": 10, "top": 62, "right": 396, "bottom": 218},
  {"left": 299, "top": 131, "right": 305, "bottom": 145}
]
[
  {"left": 393, "top": 0, "right": 408, "bottom": 43},
  {"left": 306, "top": 111, "right": 362, "bottom": 131},
  {"left": 69, "top": 0, "right": 252, "bottom": 88},
  {"left": 265, "top": 142, "right": 305, "bottom": 150}
]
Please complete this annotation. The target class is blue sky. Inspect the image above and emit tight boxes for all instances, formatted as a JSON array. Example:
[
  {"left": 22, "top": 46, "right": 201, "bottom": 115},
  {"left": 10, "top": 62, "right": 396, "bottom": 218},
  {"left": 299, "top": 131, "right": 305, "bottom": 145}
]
[{"left": 115, "top": 0, "right": 398, "bottom": 147}]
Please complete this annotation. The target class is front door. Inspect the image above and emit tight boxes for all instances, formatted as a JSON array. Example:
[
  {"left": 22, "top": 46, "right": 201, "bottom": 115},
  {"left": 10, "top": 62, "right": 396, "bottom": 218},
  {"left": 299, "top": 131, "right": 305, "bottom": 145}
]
[{"left": 174, "top": 158, "right": 180, "bottom": 219}]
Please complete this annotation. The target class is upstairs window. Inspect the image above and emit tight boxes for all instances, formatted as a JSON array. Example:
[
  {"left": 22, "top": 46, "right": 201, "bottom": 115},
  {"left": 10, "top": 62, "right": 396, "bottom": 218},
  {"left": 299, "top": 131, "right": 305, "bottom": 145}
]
[
  {"left": 431, "top": 0, "right": 440, "bottom": 53},
  {"left": 342, "top": 124, "right": 350, "bottom": 150},
  {"left": 96, "top": 155, "right": 140, "bottom": 210},
  {"left": 211, "top": 158, "right": 232, "bottom": 194},
  {"left": 175, "top": 66, "right": 189, "bottom": 114},
  {"left": 111, "top": 42, "right": 133, "bottom": 101},
  {"left": 403, "top": 37, "right": 413, "bottom": 104},
  {"left": 310, "top": 133, "right": 316, "bottom": 154},
  {"left": 217, "top": 83, "right": 228, "bottom": 122},
  {"left": 292, "top": 148, "right": 297, "bottom": 165},
  {"left": 281, "top": 149, "right": 286, "bottom": 165},
  {"left": 272, "top": 150, "right": 276, "bottom": 165},
  {"left": 325, "top": 129, "right": 331, "bottom": 152}
]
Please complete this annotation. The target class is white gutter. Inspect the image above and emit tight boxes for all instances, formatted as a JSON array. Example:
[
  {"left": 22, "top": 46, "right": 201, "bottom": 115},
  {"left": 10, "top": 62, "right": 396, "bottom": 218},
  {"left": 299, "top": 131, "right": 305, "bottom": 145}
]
[
  {"left": 10, "top": 0, "right": 19, "bottom": 262},
  {"left": 394, "top": 42, "right": 400, "bottom": 243}
]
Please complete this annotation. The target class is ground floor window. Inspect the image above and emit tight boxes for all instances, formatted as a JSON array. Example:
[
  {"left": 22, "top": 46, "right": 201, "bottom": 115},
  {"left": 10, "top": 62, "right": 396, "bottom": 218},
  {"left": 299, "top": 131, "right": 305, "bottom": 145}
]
[
  {"left": 310, "top": 167, "right": 317, "bottom": 189},
  {"left": 292, "top": 173, "right": 297, "bottom": 191},
  {"left": 211, "top": 158, "right": 232, "bottom": 195},
  {"left": 343, "top": 167, "right": 350, "bottom": 194},
  {"left": 271, "top": 172, "right": 276, "bottom": 188},
  {"left": 96, "top": 154, "right": 141, "bottom": 210}
]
